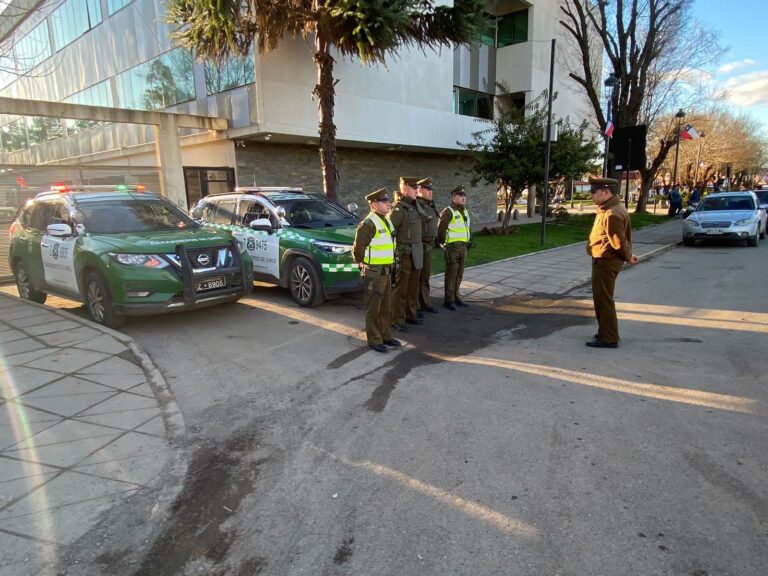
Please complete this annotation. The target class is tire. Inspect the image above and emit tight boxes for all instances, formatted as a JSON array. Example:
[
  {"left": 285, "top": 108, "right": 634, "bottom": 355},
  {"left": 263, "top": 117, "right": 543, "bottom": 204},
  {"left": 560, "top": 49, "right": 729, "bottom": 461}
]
[
  {"left": 84, "top": 270, "right": 125, "bottom": 329},
  {"left": 747, "top": 234, "right": 758, "bottom": 247},
  {"left": 682, "top": 237, "right": 694, "bottom": 247},
  {"left": 288, "top": 256, "right": 324, "bottom": 307},
  {"left": 14, "top": 260, "right": 47, "bottom": 304},
  {"left": 760, "top": 225, "right": 766, "bottom": 240}
]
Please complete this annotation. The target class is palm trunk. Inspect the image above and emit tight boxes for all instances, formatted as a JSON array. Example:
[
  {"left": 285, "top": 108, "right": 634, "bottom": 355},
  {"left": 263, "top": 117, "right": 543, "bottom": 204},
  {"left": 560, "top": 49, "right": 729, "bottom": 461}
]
[{"left": 313, "top": 32, "right": 338, "bottom": 203}]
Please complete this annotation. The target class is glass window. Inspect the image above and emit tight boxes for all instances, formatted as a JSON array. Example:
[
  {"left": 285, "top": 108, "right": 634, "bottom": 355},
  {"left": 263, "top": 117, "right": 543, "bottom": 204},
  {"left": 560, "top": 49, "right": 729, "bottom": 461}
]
[
  {"left": 0, "top": 117, "right": 28, "bottom": 152},
  {"left": 107, "top": 0, "right": 132, "bottom": 15},
  {"left": 479, "top": 16, "right": 496, "bottom": 48},
  {"left": 205, "top": 56, "right": 254, "bottom": 95},
  {"left": 204, "top": 199, "right": 236, "bottom": 225},
  {"left": 77, "top": 199, "right": 200, "bottom": 233},
  {"left": 453, "top": 87, "right": 493, "bottom": 120},
  {"left": 117, "top": 48, "right": 195, "bottom": 110},
  {"left": 497, "top": 9, "right": 528, "bottom": 48},
  {"left": 16, "top": 21, "right": 51, "bottom": 72},
  {"left": 28, "top": 117, "right": 64, "bottom": 145},
  {"left": 51, "top": 0, "right": 102, "bottom": 51},
  {"left": 27, "top": 200, "right": 63, "bottom": 231},
  {"left": 237, "top": 200, "right": 271, "bottom": 227},
  {"left": 64, "top": 80, "right": 113, "bottom": 134}
]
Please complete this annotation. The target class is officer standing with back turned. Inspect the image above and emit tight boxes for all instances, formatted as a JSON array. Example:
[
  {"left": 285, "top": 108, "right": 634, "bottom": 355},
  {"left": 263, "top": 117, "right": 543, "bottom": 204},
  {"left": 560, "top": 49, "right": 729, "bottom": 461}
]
[{"left": 352, "top": 188, "right": 401, "bottom": 353}]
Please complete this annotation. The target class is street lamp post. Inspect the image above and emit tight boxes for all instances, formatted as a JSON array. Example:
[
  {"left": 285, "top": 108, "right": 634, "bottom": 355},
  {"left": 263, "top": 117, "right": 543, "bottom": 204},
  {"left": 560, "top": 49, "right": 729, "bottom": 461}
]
[
  {"left": 602, "top": 74, "right": 619, "bottom": 177},
  {"left": 671, "top": 108, "right": 686, "bottom": 185},
  {"left": 694, "top": 131, "right": 705, "bottom": 184}
]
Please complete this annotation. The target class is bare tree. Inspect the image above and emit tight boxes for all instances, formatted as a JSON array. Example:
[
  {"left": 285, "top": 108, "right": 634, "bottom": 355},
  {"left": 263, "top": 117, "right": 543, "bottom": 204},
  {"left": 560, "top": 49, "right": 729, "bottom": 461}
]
[{"left": 559, "top": 0, "right": 724, "bottom": 211}]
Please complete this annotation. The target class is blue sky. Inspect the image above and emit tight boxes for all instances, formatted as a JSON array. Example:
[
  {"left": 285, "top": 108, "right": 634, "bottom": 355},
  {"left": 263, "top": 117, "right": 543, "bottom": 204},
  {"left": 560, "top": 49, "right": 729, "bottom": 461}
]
[{"left": 694, "top": 0, "right": 768, "bottom": 132}]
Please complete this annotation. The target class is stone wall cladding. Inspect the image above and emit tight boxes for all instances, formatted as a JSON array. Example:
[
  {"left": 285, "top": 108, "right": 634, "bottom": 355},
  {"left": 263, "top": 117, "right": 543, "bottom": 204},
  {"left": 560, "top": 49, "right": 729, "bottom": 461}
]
[{"left": 235, "top": 143, "right": 498, "bottom": 226}]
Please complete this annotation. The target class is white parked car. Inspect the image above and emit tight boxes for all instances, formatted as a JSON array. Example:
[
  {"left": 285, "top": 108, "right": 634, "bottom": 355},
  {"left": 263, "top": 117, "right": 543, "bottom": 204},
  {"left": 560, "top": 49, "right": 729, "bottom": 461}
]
[{"left": 683, "top": 192, "right": 766, "bottom": 247}]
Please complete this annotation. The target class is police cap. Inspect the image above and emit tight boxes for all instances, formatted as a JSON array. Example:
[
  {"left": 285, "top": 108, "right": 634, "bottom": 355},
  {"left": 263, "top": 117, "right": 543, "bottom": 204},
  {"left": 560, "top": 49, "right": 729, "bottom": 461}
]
[
  {"left": 588, "top": 177, "right": 619, "bottom": 194},
  {"left": 416, "top": 177, "right": 433, "bottom": 189},
  {"left": 366, "top": 187, "right": 390, "bottom": 203},
  {"left": 399, "top": 177, "right": 419, "bottom": 187},
  {"left": 450, "top": 185, "right": 466, "bottom": 196}
]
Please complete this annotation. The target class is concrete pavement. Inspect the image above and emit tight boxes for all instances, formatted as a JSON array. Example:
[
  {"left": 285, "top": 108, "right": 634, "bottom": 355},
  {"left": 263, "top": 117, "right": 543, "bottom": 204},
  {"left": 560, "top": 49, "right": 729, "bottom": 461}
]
[
  {"left": 0, "top": 294, "right": 185, "bottom": 576},
  {"left": 0, "top": 218, "right": 682, "bottom": 574}
]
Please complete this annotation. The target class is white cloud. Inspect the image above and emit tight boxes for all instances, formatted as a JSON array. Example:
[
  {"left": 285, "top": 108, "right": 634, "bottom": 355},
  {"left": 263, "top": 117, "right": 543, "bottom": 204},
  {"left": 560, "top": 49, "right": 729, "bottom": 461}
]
[
  {"left": 717, "top": 59, "right": 756, "bottom": 74},
  {"left": 722, "top": 71, "right": 768, "bottom": 107}
]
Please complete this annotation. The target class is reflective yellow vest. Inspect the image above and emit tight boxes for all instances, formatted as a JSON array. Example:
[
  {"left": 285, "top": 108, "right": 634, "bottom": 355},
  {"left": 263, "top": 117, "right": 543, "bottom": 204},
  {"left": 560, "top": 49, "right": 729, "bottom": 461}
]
[
  {"left": 446, "top": 207, "right": 470, "bottom": 243},
  {"left": 364, "top": 213, "right": 395, "bottom": 265}
]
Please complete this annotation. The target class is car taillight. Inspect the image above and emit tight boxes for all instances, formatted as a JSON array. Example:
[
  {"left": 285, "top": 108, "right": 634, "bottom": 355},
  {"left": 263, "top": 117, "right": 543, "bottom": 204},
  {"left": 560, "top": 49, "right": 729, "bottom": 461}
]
[{"left": 9, "top": 222, "right": 17, "bottom": 237}]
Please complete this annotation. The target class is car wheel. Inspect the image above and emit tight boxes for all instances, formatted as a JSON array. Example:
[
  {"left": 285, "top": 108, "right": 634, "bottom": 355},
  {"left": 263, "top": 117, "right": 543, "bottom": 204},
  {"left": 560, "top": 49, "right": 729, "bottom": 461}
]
[
  {"left": 760, "top": 226, "right": 766, "bottom": 240},
  {"left": 682, "top": 237, "right": 694, "bottom": 247},
  {"left": 288, "top": 256, "right": 324, "bottom": 307},
  {"left": 14, "top": 261, "right": 47, "bottom": 304},
  {"left": 84, "top": 270, "right": 125, "bottom": 329},
  {"left": 747, "top": 233, "right": 759, "bottom": 247}
]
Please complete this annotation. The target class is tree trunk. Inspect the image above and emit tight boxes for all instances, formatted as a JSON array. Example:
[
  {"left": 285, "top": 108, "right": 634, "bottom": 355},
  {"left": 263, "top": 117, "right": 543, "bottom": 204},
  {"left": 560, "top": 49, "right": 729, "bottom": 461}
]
[
  {"left": 313, "top": 33, "right": 338, "bottom": 203},
  {"left": 635, "top": 138, "right": 677, "bottom": 213}
]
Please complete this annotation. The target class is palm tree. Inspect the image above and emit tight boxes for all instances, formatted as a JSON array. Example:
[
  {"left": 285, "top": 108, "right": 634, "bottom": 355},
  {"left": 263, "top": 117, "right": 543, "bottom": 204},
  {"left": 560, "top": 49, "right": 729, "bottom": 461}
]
[{"left": 166, "top": 0, "right": 490, "bottom": 202}]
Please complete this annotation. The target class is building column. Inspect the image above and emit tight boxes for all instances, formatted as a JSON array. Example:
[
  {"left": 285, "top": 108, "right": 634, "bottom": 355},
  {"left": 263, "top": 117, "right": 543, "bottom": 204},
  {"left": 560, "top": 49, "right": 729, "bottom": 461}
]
[{"left": 154, "top": 116, "right": 187, "bottom": 208}]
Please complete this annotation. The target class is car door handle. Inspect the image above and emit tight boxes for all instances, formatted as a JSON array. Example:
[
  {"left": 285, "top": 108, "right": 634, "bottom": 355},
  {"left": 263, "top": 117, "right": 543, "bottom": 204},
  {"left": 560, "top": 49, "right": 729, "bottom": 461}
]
[{"left": 41, "top": 243, "right": 50, "bottom": 248}]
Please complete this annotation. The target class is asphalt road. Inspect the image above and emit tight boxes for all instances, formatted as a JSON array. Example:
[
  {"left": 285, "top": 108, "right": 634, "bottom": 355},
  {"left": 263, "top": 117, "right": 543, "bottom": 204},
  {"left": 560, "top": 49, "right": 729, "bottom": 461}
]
[{"left": 6, "top": 240, "right": 768, "bottom": 575}]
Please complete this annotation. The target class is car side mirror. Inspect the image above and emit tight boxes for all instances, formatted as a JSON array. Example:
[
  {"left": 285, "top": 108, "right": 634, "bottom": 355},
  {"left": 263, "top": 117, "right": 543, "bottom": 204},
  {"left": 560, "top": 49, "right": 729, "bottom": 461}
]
[
  {"left": 46, "top": 223, "right": 73, "bottom": 237},
  {"left": 250, "top": 217, "right": 275, "bottom": 233},
  {"left": 275, "top": 206, "right": 286, "bottom": 219},
  {"left": 191, "top": 206, "right": 204, "bottom": 220},
  {"left": 347, "top": 202, "right": 358, "bottom": 214},
  {"left": 72, "top": 211, "right": 85, "bottom": 225}
]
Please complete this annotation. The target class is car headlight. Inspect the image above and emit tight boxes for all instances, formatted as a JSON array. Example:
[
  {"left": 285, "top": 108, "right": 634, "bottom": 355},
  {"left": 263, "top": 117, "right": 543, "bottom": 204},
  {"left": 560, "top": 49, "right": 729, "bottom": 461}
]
[
  {"left": 110, "top": 253, "right": 169, "bottom": 268},
  {"left": 735, "top": 218, "right": 756, "bottom": 226},
  {"left": 686, "top": 219, "right": 700, "bottom": 227},
  {"left": 311, "top": 240, "right": 352, "bottom": 255}
]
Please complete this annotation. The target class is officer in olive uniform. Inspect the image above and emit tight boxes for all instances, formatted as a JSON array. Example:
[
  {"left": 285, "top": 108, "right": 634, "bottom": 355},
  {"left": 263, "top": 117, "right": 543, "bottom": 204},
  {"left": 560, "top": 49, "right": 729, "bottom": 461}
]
[
  {"left": 416, "top": 177, "right": 440, "bottom": 315},
  {"left": 389, "top": 177, "right": 429, "bottom": 330},
  {"left": 437, "top": 185, "right": 471, "bottom": 311},
  {"left": 352, "top": 188, "right": 401, "bottom": 353},
  {"left": 585, "top": 177, "right": 638, "bottom": 349}
]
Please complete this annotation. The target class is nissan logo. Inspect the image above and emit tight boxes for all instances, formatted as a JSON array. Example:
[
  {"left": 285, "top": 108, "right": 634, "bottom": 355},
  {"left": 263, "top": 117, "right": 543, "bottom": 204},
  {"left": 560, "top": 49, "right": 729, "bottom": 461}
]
[{"left": 196, "top": 253, "right": 211, "bottom": 266}]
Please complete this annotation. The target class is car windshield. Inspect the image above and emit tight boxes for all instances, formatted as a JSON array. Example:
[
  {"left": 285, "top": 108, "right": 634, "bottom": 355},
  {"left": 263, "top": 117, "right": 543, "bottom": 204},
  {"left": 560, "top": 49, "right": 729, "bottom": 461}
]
[
  {"left": 273, "top": 198, "right": 356, "bottom": 228},
  {"left": 77, "top": 199, "right": 201, "bottom": 233},
  {"left": 696, "top": 196, "right": 755, "bottom": 212}
]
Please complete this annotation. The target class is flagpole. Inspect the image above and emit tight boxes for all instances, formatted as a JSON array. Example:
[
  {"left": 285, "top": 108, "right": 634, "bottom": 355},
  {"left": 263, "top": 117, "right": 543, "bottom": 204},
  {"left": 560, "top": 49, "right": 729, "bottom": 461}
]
[
  {"left": 694, "top": 131, "right": 704, "bottom": 184},
  {"left": 671, "top": 109, "right": 686, "bottom": 186}
]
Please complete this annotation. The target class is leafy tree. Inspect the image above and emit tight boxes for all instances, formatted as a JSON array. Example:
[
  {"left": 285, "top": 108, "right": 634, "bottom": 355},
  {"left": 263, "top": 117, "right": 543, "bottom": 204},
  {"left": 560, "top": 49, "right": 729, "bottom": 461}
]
[
  {"left": 559, "top": 0, "right": 723, "bottom": 212},
  {"left": 165, "top": 0, "right": 490, "bottom": 202},
  {"left": 460, "top": 89, "right": 600, "bottom": 232}
]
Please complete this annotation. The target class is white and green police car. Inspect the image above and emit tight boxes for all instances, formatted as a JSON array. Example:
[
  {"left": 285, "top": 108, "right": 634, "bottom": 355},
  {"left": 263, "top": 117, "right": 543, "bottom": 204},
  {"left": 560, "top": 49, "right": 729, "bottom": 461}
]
[{"left": 190, "top": 188, "right": 360, "bottom": 307}]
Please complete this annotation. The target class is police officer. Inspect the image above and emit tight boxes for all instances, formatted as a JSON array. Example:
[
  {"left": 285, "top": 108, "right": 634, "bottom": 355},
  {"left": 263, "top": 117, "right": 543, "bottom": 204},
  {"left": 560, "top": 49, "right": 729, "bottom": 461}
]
[
  {"left": 416, "top": 177, "right": 440, "bottom": 315},
  {"left": 389, "top": 177, "right": 428, "bottom": 330},
  {"left": 585, "top": 177, "right": 638, "bottom": 349},
  {"left": 352, "top": 188, "right": 401, "bottom": 353},
  {"left": 437, "top": 185, "right": 471, "bottom": 311}
]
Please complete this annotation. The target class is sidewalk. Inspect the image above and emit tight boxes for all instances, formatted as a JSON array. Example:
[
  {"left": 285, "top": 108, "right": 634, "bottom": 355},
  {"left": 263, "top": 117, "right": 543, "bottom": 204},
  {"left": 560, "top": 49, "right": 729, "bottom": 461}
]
[
  {"left": 432, "top": 218, "right": 682, "bottom": 302},
  {"left": 0, "top": 294, "right": 185, "bottom": 576}
]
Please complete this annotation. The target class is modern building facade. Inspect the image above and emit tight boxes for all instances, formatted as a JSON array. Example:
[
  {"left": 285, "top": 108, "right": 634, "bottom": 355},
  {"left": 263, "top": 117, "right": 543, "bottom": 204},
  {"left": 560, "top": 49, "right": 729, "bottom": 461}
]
[{"left": 0, "top": 0, "right": 597, "bottom": 222}]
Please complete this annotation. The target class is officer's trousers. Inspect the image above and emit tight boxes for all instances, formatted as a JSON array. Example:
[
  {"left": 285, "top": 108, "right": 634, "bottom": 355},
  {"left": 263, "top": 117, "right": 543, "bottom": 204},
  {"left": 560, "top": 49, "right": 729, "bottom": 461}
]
[
  {"left": 444, "top": 243, "right": 468, "bottom": 303},
  {"left": 419, "top": 243, "right": 434, "bottom": 310},
  {"left": 393, "top": 249, "right": 421, "bottom": 324},
  {"left": 362, "top": 266, "right": 392, "bottom": 345},
  {"left": 591, "top": 257, "right": 624, "bottom": 344}
]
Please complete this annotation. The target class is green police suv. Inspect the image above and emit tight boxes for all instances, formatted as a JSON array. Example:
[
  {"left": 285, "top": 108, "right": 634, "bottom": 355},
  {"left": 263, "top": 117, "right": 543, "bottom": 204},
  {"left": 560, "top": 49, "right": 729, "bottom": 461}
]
[
  {"left": 190, "top": 188, "right": 360, "bottom": 306},
  {"left": 8, "top": 186, "right": 253, "bottom": 328}
]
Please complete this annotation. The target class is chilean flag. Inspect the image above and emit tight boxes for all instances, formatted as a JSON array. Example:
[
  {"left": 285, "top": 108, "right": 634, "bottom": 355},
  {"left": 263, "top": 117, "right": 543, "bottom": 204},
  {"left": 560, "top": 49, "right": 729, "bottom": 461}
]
[
  {"left": 681, "top": 124, "right": 699, "bottom": 140},
  {"left": 604, "top": 114, "right": 615, "bottom": 138}
]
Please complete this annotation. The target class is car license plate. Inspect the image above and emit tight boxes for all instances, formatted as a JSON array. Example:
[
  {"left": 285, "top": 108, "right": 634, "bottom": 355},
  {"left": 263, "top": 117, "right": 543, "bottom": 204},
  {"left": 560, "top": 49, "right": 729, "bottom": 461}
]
[
  {"left": 195, "top": 276, "right": 226, "bottom": 292},
  {"left": 706, "top": 228, "right": 723, "bottom": 235}
]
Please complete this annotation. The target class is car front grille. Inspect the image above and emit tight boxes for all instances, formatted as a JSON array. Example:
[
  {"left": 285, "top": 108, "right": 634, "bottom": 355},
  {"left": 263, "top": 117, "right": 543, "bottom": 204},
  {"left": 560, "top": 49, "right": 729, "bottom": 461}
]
[{"left": 701, "top": 221, "right": 732, "bottom": 229}]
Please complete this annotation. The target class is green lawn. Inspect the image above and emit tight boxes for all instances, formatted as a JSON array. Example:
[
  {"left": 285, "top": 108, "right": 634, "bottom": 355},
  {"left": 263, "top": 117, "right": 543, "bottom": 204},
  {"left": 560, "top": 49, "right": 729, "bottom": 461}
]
[{"left": 430, "top": 212, "right": 670, "bottom": 275}]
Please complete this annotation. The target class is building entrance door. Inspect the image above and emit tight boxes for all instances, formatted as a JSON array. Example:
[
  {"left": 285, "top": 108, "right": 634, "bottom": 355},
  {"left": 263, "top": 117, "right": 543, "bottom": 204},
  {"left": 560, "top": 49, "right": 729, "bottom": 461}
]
[{"left": 184, "top": 167, "right": 235, "bottom": 207}]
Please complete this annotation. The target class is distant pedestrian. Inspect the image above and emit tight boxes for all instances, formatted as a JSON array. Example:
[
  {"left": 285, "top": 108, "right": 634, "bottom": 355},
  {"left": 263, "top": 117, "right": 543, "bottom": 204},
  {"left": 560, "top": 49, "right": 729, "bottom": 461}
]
[
  {"left": 437, "top": 185, "right": 471, "bottom": 311},
  {"left": 416, "top": 177, "right": 440, "bottom": 315},
  {"left": 352, "top": 188, "right": 400, "bottom": 353},
  {"left": 585, "top": 177, "right": 638, "bottom": 349},
  {"left": 668, "top": 185, "right": 682, "bottom": 217},
  {"left": 689, "top": 186, "right": 701, "bottom": 206}
]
